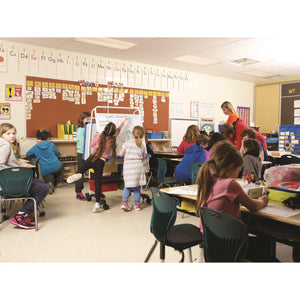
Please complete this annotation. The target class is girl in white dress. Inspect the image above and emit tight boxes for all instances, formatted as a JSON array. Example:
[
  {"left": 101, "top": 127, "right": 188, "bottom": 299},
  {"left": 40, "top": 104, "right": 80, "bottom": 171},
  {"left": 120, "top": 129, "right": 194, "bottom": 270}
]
[{"left": 119, "top": 125, "right": 146, "bottom": 211}]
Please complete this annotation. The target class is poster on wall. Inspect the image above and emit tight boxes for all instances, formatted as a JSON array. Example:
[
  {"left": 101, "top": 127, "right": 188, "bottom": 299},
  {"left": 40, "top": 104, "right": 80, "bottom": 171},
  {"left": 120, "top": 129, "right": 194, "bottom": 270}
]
[
  {"left": 237, "top": 106, "right": 250, "bottom": 126},
  {"left": 5, "top": 84, "right": 22, "bottom": 101},
  {"left": 0, "top": 103, "right": 11, "bottom": 120},
  {"left": 200, "top": 117, "right": 214, "bottom": 135},
  {"left": 190, "top": 101, "right": 199, "bottom": 118}
]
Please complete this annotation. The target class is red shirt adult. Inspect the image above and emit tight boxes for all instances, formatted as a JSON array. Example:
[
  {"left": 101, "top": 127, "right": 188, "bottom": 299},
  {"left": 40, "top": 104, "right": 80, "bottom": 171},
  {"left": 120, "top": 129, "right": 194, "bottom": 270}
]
[{"left": 233, "top": 118, "right": 267, "bottom": 151}]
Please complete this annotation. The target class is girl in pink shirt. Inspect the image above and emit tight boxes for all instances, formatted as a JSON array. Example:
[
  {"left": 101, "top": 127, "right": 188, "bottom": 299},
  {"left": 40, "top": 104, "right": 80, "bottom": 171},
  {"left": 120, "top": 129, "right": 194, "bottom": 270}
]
[
  {"left": 196, "top": 141, "right": 268, "bottom": 229},
  {"left": 67, "top": 116, "right": 127, "bottom": 212},
  {"left": 177, "top": 124, "right": 200, "bottom": 154}
]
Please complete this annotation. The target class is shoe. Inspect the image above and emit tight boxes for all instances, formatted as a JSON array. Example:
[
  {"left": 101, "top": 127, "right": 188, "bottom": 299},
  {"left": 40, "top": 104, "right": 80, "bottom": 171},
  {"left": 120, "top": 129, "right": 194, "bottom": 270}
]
[
  {"left": 121, "top": 201, "right": 131, "bottom": 212},
  {"left": 25, "top": 213, "right": 35, "bottom": 223},
  {"left": 76, "top": 192, "right": 86, "bottom": 201},
  {"left": 66, "top": 173, "right": 82, "bottom": 184},
  {"left": 92, "top": 202, "right": 102, "bottom": 213},
  {"left": 11, "top": 213, "right": 36, "bottom": 229},
  {"left": 47, "top": 182, "right": 55, "bottom": 194},
  {"left": 134, "top": 204, "right": 141, "bottom": 211},
  {"left": 56, "top": 182, "right": 67, "bottom": 188}
]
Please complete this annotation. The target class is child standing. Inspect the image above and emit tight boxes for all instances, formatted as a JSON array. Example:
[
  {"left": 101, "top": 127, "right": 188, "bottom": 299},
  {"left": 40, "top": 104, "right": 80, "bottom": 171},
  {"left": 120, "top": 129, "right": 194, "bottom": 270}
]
[
  {"left": 119, "top": 125, "right": 146, "bottom": 211},
  {"left": 26, "top": 129, "right": 64, "bottom": 194},
  {"left": 74, "top": 111, "right": 91, "bottom": 201},
  {"left": 67, "top": 116, "right": 127, "bottom": 212},
  {"left": 241, "top": 138, "right": 262, "bottom": 182},
  {"left": 0, "top": 123, "right": 49, "bottom": 229}
]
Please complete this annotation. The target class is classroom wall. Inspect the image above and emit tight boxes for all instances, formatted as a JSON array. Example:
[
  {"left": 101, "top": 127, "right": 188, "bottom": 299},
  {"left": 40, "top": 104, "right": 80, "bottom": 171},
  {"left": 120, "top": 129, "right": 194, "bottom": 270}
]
[{"left": 0, "top": 39, "right": 255, "bottom": 155}]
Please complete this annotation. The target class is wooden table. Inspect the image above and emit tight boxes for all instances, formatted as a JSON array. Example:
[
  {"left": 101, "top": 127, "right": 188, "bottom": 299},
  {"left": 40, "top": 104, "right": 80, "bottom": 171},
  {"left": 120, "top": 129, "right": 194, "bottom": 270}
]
[
  {"left": 160, "top": 184, "right": 300, "bottom": 261},
  {"left": 153, "top": 151, "right": 184, "bottom": 177}
]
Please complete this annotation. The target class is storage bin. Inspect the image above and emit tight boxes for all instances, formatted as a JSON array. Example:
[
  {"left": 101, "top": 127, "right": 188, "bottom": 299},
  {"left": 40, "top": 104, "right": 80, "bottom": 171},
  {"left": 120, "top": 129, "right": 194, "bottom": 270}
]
[
  {"left": 146, "top": 132, "right": 163, "bottom": 139},
  {"left": 88, "top": 179, "right": 119, "bottom": 192}
]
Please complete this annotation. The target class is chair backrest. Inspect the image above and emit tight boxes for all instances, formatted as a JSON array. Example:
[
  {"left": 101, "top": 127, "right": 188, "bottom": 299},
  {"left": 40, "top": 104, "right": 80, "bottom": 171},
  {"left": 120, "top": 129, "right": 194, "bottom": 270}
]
[
  {"left": 190, "top": 162, "right": 202, "bottom": 184},
  {"left": 0, "top": 167, "right": 33, "bottom": 198},
  {"left": 157, "top": 158, "right": 167, "bottom": 182},
  {"left": 200, "top": 207, "right": 249, "bottom": 262},
  {"left": 150, "top": 187, "right": 177, "bottom": 243},
  {"left": 280, "top": 154, "right": 300, "bottom": 165}
]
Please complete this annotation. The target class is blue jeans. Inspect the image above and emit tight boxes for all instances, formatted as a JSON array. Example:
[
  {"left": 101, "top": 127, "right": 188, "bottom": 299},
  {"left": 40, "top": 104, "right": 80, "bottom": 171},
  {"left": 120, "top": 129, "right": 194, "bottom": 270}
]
[{"left": 122, "top": 187, "right": 141, "bottom": 204}]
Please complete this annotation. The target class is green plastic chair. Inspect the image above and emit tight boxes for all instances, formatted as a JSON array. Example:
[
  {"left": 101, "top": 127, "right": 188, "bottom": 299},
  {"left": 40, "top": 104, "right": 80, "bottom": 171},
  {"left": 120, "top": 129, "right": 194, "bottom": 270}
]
[
  {"left": 0, "top": 167, "right": 38, "bottom": 230},
  {"left": 190, "top": 162, "right": 202, "bottom": 184},
  {"left": 144, "top": 188, "right": 203, "bottom": 262},
  {"left": 156, "top": 158, "right": 180, "bottom": 187},
  {"left": 200, "top": 207, "right": 248, "bottom": 262}
]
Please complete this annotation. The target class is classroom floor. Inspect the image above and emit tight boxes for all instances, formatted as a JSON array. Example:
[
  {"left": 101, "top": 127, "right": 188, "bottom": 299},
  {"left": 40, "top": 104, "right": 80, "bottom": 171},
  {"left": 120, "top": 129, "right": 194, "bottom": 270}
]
[{"left": 0, "top": 182, "right": 294, "bottom": 263}]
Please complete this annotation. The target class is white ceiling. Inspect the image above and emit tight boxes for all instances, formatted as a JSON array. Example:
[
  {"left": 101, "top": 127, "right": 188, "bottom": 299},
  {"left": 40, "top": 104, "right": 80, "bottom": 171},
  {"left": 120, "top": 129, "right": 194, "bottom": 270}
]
[{"left": 2, "top": 37, "right": 300, "bottom": 83}]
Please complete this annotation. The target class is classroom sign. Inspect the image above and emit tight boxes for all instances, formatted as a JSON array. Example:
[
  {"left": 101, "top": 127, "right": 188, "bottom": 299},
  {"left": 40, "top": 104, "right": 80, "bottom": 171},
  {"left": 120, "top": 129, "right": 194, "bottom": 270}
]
[
  {"left": 5, "top": 84, "right": 22, "bottom": 101},
  {"left": 0, "top": 103, "right": 11, "bottom": 120}
]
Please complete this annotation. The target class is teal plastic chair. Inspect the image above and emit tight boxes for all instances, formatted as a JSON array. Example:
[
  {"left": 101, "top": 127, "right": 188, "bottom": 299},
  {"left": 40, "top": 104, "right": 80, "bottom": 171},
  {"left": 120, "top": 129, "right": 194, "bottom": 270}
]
[
  {"left": 0, "top": 167, "right": 38, "bottom": 230},
  {"left": 200, "top": 207, "right": 248, "bottom": 262},
  {"left": 190, "top": 162, "right": 202, "bottom": 184},
  {"left": 144, "top": 188, "right": 203, "bottom": 262},
  {"left": 156, "top": 158, "right": 180, "bottom": 187}
]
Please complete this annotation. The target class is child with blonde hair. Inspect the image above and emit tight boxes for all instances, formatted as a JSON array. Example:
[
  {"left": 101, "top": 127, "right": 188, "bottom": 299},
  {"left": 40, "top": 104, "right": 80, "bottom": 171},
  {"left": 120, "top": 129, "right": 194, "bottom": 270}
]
[
  {"left": 0, "top": 123, "right": 49, "bottom": 229},
  {"left": 119, "top": 125, "right": 146, "bottom": 211}
]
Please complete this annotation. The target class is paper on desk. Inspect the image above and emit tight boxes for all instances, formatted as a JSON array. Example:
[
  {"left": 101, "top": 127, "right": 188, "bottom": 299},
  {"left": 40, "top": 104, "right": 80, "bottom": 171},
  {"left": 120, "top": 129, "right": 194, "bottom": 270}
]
[
  {"left": 167, "top": 187, "right": 197, "bottom": 196},
  {"left": 258, "top": 204, "right": 300, "bottom": 217}
]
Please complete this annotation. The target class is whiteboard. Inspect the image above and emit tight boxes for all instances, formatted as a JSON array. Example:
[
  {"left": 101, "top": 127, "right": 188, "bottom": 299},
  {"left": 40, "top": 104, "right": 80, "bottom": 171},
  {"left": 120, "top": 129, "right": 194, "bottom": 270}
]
[
  {"left": 83, "top": 113, "right": 143, "bottom": 160},
  {"left": 169, "top": 119, "right": 199, "bottom": 147}
]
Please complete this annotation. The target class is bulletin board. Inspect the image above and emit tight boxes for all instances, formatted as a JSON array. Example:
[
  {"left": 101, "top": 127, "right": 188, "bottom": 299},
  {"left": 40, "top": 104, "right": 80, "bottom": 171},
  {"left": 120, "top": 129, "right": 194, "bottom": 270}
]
[
  {"left": 25, "top": 76, "right": 169, "bottom": 138},
  {"left": 169, "top": 118, "right": 199, "bottom": 147},
  {"left": 281, "top": 82, "right": 300, "bottom": 125}
]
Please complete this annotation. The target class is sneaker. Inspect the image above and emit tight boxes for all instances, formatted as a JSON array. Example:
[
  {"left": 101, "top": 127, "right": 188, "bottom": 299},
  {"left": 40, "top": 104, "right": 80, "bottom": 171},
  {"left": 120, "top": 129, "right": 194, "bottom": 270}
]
[
  {"left": 11, "top": 213, "right": 36, "bottom": 229},
  {"left": 121, "top": 201, "right": 131, "bottom": 212},
  {"left": 66, "top": 173, "right": 82, "bottom": 184},
  {"left": 134, "top": 204, "right": 141, "bottom": 211},
  {"left": 92, "top": 202, "right": 102, "bottom": 213},
  {"left": 25, "top": 213, "right": 35, "bottom": 223},
  {"left": 47, "top": 182, "right": 55, "bottom": 194},
  {"left": 76, "top": 192, "right": 86, "bottom": 201}
]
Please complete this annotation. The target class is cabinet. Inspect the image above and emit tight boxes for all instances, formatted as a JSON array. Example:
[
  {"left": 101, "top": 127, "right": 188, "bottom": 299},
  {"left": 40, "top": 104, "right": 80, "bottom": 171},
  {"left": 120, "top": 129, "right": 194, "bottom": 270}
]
[
  {"left": 51, "top": 139, "right": 77, "bottom": 179},
  {"left": 149, "top": 139, "right": 171, "bottom": 151}
]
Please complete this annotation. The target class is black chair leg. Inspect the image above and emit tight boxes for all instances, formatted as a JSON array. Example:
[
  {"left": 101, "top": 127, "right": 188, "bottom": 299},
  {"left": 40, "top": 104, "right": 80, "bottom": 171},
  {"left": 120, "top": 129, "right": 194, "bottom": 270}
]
[
  {"left": 144, "top": 240, "right": 158, "bottom": 263},
  {"left": 179, "top": 250, "right": 185, "bottom": 262},
  {"left": 160, "top": 242, "right": 165, "bottom": 262}
]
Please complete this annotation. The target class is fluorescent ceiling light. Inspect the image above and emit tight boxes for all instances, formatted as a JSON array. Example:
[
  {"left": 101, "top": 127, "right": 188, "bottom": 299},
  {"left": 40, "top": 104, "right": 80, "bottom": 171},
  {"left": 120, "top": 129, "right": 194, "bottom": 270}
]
[
  {"left": 228, "top": 58, "right": 259, "bottom": 66},
  {"left": 174, "top": 55, "right": 218, "bottom": 66},
  {"left": 73, "top": 38, "right": 137, "bottom": 50},
  {"left": 241, "top": 69, "right": 277, "bottom": 78}
]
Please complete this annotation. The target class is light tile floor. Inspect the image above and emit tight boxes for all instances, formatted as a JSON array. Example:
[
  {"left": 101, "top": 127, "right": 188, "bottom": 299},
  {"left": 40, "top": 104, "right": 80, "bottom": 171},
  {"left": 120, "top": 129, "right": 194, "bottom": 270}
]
[{"left": 0, "top": 183, "right": 293, "bottom": 262}]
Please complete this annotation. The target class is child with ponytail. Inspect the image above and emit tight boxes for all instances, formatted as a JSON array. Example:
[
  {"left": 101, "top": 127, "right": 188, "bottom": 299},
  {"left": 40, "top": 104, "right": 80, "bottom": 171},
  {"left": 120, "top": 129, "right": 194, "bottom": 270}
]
[{"left": 119, "top": 125, "right": 146, "bottom": 211}]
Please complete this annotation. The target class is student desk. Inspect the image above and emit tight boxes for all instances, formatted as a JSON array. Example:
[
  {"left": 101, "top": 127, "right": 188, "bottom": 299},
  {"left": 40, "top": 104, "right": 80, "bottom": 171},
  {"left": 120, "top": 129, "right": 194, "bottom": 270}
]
[
  {"left": 160, "top": 184, "right": 300, "bottom": 262},
  {"left": 153, "top": 151, "right": 184, "bottom": 177}
]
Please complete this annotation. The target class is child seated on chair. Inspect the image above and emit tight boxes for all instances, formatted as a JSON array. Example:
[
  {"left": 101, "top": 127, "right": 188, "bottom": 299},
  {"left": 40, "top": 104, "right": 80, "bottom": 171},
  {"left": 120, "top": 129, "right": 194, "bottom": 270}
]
[
  {"left": 26, "top": 129, "right": 65, "bottom": 194},
  {"left": 0, "top": 123, "right": 49, "bottom": 230},
  {"left": 174, "top": 134, "right": 208, "bottom": 183},
  {"left": 196, "top": 141, "right": 278, "bottom": 262}
]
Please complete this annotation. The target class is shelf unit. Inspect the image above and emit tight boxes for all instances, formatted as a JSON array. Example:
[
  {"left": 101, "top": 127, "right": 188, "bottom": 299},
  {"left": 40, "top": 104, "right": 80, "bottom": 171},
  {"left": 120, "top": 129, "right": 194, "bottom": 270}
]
[{"left": 51, "top": 139, "right": 77, "bottom": 178}]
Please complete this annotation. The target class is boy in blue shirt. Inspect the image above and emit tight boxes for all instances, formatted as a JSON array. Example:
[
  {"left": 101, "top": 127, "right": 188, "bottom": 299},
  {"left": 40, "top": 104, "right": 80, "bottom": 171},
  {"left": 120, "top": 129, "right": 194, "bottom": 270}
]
[
  {"left": 26, "top": 130, "right": 64, "bottom": 194},
  {"left": 174, "top": 134, "right": 208, "bottom": 183}
]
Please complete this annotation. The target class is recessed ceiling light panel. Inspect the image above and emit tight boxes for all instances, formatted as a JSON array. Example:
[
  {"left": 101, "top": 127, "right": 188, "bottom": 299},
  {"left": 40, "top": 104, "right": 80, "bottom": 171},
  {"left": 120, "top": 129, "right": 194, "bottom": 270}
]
[{"left": 73, "top": 38, "right": 137, "bottom": 50}]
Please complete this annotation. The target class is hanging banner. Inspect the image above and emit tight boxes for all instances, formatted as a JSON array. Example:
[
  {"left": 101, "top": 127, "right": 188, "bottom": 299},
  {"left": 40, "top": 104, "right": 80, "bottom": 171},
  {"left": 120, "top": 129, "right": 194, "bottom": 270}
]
[
  {"left": 0, "top": 103, "right": 11, "bottom": 120},
  {"left": 5, "top": 84, "right": 22, "bottom": 101}
]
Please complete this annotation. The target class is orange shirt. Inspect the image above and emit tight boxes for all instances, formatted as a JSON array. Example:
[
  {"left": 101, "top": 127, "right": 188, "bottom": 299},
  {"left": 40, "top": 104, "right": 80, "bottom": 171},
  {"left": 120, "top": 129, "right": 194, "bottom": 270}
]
[{"left": 226, "top": 113, "right": 239, "bottom": 124}]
